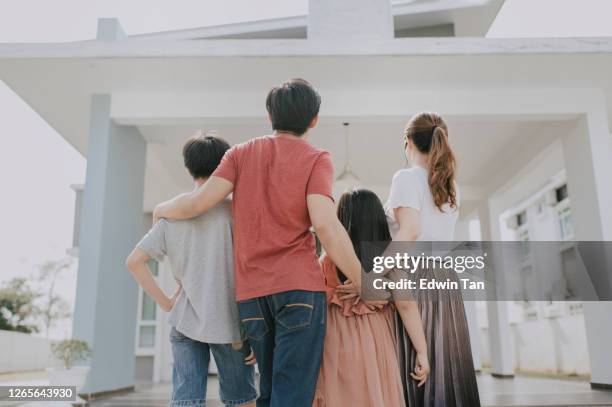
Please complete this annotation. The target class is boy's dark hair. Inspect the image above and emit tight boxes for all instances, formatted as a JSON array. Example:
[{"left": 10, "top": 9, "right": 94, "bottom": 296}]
[
  {"left": 266, "top": 78, "right": 321, "bottom": 136},
  {"left": 182, "top": 133, "right": 231, "bottom": 179}
]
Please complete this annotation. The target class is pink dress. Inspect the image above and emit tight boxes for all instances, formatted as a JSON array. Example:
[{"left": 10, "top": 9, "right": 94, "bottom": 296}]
[{"left": 313, "top": 257, "right": 406, "bottom": 407}]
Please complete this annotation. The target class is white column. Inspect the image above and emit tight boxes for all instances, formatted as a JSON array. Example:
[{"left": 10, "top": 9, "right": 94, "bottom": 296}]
[
  {"left": 456, "top": 215, "right": 483, "bottom": 371},
  {"left": 562, "top": 108, "right": 612, "bottom": 389},
  {"left": 72, "top": 93, "right": 147, "bottom": 395},
  {"left": 479, "top": 202, "right": 515, "bottom": 377},
  {"left": 308, "top": 0, "right": 394, "bottom": 42},
  {"left": 464, "top": 301, "right": 483, "bottom": 371}
]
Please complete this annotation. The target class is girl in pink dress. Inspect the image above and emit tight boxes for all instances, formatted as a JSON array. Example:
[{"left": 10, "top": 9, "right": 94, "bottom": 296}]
[{"left": 313, "top": 189, "right": 429, "bottom": 407}]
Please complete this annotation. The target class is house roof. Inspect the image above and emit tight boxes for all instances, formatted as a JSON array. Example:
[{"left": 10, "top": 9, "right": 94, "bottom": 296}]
[{"left": 128, "top": 0, "right": 506, "bottom": 40}]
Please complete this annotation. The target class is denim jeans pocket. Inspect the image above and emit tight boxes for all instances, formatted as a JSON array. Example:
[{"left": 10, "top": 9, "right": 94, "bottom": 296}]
[
  {"left": 239, "top": 299, "right": 269, "bottom": 341},
  {"left": 275, "top": 291, "right": 314, "bottom": 330},
  {"left": 169, "top": 327, "right": 189, "bottom": 343}
]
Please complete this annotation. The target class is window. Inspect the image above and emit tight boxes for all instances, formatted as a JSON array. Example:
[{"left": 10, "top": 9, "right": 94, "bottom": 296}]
[
  {"left": 517, "top": 211, "right": 527, "bottom": 227},
  {"left": 135, "top": 260, "right": 160, "bottom": 353},
  {"left": 556, "top": 184, "right": 569, "bottom": 203},
  {"left": 558, "top": 205, "right": 574, "bottom": 241},
  {"left": 141, "top": 293, "right": 156, "bottom": 321},
  {"left": 535, "top": 198, "right": 545, "bottom": 216},
  {"left": 517, "top": 227, "right": 530, "bottom": 258},
  {"left": 148, "top": 259, "right": 159, "bottom": 277},
  {"left": 554, "top": 185, "right": 573, "bottom": 241},
  {"left": 139, "top": 326, "right": 156, "bottom": 348}
]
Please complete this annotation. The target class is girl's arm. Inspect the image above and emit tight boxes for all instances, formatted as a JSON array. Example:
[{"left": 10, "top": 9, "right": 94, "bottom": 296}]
[
  {"left": 392, "top": 206, "right": 430, "bottom": 386},
  {"left": 394, "top": 299, "right": 430, "bottom": 386}
]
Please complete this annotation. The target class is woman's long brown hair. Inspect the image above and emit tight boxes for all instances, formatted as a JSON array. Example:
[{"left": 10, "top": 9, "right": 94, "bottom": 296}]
[{"left": 404, "top": 112, "right": 457, "bottom": 211}]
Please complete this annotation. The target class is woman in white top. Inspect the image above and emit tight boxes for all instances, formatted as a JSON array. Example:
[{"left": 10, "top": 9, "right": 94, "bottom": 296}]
[{"left": 385, "top": 112, "right": 480, "bottom": 407}]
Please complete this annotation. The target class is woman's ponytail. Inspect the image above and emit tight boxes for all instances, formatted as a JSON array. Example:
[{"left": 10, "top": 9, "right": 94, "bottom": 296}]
[
  {"left": 404, "top": 112, "right": 457, "bottom": 212},
  {"left": 428, "top": 125, "right": 457, "bottom": 211}
]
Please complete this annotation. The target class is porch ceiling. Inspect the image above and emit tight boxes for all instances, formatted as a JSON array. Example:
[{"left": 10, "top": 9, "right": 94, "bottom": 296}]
[{"left": 138, "top": 117, "right": 563, "bottom": 210}]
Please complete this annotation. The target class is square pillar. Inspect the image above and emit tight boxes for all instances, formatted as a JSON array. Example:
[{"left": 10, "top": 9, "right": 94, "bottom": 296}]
[
  {"left": 562, "top": 108, "right": 612, "bottom": 389},
  {"left": 72, "top": 94, "right": 147, "bottom": 395},
  {"left": 464, "top": 301, "right": 483, "bottom": 371},
  {"left": 456, "top": 216, "right": 483, "bottom": 371},
  {"left": 478, "top": 202, "right": 515, "bottom": 377}
]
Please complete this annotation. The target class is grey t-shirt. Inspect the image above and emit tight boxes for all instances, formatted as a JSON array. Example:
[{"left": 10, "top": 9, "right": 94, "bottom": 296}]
[{"left": 137, "top": 199, "right": 242, "bottom": 343}]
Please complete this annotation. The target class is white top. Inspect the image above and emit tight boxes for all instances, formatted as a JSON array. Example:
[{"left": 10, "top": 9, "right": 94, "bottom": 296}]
[{"left": 385, "top": 166, "right": 460, "bottom": 241}]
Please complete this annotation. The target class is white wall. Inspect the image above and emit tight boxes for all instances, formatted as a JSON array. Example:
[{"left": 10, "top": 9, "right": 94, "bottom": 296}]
[
  {"left": 0, "top": 331, "right": 56, "bottom": 373},
  {"left": 477, "top": 307, "right": 590, "bottom": 376},
  {"left": 475, "top": 128, "right": 592, "bottom": 377}
]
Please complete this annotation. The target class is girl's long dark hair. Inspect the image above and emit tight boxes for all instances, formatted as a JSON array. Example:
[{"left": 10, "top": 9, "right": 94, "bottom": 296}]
[
  {"left": 405, "top": 112, "right": 457, "bottom": 211},
  {"left": 336, "top": 189, "right": 392, "bottom": 282}
]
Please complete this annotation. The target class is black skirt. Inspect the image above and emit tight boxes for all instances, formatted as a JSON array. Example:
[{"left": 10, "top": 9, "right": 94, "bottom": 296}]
[{"left": 395, "top": 268, "right": 481, "bottom": 407}]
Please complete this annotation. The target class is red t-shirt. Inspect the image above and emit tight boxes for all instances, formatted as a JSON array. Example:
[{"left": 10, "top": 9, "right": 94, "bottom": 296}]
[{"left": 213, "top": 135, "right": 333, "bottom": 301}]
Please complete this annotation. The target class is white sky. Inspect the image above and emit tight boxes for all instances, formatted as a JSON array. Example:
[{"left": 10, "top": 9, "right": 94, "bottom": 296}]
[{"left": 0, "top": 0, "right": 611, "bottom": 338}]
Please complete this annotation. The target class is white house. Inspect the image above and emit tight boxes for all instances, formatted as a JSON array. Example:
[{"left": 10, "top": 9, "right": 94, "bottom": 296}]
[{"left": 1, "top": 0, "right": 612, "bottom": 397}]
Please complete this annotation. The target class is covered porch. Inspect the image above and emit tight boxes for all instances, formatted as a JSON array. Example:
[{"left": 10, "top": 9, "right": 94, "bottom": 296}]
[{"left": 1, "top": 10, "right": 612, "bottom": 402}]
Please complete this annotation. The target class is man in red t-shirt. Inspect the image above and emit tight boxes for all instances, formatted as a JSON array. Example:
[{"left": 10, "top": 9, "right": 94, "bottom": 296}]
[{"left": 154, "top": 79, "right": 362, "bottom": 407}]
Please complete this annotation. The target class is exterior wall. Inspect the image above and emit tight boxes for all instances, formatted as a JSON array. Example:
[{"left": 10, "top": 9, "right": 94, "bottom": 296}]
[
  {"left": 475, "top": 136, "right": 592, "bottom": 377},
  {"left": 0, "top": 331, "right": 56, "bottom": 373},
  {"left": 478, "top": 304, "right": 590, "bottom": 376}
]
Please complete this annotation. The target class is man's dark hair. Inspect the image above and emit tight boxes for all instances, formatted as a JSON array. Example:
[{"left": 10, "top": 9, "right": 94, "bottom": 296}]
[
  {"left": 266, "top": 78, "right": 321, "bottom": 136},
  {"left": 182, "top": 133, "right": 231, "bottom": 179}
]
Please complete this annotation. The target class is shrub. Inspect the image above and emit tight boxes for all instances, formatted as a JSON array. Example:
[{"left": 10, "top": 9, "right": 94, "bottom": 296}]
[{"left": 51, "top": 339, "right": 91, "bottom": 369}]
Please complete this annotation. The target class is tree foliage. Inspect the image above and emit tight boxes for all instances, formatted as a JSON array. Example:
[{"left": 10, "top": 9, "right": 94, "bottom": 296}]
[{"left": 0, "top": 278, "right": 41, "bottom": 333}]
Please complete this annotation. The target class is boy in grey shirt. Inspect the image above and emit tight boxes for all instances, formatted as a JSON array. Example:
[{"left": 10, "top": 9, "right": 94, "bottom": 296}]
[{"left": 126, "top": 134, "right": 256, "bottom": 407}]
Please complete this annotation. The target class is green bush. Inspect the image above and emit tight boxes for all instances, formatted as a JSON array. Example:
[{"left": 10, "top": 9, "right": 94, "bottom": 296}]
[
  {"left": 51, "top": 339, "right": 91, "bottom": 369},
  {"left": 0, "top": 278, "right": 40, "bottom": 333}
]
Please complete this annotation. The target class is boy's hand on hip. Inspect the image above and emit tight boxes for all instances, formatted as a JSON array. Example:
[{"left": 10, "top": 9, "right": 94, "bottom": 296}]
[{"left": 162, "top": 283, "right": 182, "bottom": 312}]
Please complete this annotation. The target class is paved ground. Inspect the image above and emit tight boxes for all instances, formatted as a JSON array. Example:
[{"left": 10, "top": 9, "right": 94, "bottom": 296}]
[
  {"left": 2, "top": 371, "right": 612, "bottom": 406},
  {"left": 91, "top": 375, "right": 612, "bottom": 407}
]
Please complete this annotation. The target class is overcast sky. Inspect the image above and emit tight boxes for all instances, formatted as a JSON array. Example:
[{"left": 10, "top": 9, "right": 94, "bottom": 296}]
[{"left": 1, "top": 0, "right": 611, "bottom": 338}]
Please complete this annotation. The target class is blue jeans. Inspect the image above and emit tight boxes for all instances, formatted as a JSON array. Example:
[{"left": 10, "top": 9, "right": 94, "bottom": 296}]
[
  {"left": 238, "top": 290, "right": 326, "bottom": 407},
  {"left": 170, "top": 327, "right": 258, "bottom": 406}
]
